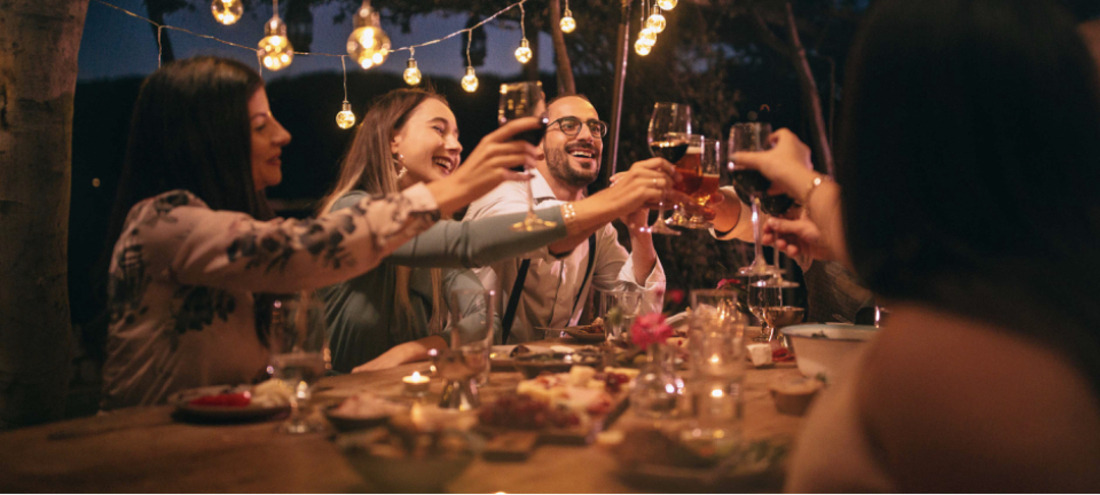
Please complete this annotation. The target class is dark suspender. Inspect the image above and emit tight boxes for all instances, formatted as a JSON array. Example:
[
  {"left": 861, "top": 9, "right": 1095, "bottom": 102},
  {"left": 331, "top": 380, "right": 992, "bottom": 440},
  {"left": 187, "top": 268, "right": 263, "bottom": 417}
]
[{"left": 501, "top": 234, "right": 596, "bottom": 344}]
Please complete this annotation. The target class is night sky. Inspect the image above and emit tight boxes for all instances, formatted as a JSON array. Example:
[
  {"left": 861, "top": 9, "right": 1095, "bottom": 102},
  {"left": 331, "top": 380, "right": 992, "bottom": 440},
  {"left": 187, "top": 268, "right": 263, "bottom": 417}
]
[{"left": 78, "top": 0, "right": 556, "bottom": 83}]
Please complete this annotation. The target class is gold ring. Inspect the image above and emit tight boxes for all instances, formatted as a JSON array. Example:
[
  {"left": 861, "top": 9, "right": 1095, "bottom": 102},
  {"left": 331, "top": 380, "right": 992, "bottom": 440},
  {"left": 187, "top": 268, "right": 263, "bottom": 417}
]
[{"left": 652, "top": 178, "right": 659, "bottom": 187}]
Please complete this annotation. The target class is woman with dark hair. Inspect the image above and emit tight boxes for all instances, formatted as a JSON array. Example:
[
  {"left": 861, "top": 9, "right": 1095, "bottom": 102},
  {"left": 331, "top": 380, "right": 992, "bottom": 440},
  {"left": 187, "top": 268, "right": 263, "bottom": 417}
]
[
  {"left": 734, "top": 0, "right": 1100, "bottom": 490},
  {"left": 100, "top": 57, "right": 541, "bottom": 410},
  {"left": 320, "top": 88, "right": 670, "bottom": 373}
]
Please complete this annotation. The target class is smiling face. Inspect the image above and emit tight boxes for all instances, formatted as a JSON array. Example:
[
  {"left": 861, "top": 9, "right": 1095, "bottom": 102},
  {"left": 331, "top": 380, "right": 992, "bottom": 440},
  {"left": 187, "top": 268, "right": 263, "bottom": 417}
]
[
  {"left": 543, "top": 96, "right": 603, "bottom": 189},
  {"left": 248, "top": 88, "right": 291, "bottom": 190},
  {"left": 390, "top": 97, "right": 462, "bottom": 184}
]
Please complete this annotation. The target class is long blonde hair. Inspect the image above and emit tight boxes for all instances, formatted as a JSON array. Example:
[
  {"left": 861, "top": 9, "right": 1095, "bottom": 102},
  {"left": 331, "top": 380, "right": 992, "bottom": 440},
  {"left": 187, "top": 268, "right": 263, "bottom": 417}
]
[{"left": 320, "top": 88, "right": 449, "bottom": 336}]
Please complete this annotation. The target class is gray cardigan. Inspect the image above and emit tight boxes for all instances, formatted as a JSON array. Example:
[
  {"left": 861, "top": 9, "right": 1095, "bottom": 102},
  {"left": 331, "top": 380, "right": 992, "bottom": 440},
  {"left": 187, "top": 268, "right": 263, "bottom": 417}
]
[{"left": 322, "top": 190, "right": 567, "bottom": 372}]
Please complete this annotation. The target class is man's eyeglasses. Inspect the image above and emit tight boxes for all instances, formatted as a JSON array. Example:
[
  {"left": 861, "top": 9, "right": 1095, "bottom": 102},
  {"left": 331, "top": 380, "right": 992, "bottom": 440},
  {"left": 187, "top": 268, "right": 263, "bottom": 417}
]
[{"left": 547, "top": 116, "right": 609, "bottom": 139}]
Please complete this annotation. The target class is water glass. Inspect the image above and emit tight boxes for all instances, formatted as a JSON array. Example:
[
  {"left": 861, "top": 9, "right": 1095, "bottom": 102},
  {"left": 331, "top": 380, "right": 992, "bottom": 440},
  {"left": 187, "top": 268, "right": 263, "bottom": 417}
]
[
  {"left": 600, "top": 288, "right": 643, "bottom": 346},
  {"left": 438, "top": 289, "right": 494, "bottom": 409},
  {"left": 265, "top": 291, "right": 329, "bottom": 434}
]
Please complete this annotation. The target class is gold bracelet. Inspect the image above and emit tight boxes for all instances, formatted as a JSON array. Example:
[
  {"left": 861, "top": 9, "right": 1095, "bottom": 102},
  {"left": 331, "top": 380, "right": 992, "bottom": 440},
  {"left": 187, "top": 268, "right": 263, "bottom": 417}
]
[
  {"left": 561, "top": 202, "right": 578, "bottom": 232},
  {"left": 802, "top": 174, "right": 831, "bottom": 206}
]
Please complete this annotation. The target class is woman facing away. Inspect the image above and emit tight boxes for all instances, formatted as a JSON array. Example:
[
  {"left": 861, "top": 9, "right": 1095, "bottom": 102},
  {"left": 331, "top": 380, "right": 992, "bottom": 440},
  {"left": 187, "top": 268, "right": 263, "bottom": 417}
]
[
  {"left": 319, "top": 88, "right": 671, "bottom": 373},
  {"left": 99, "top": 57, "right": 542, "bottom": 410},
  {"left": 734, "top": 0, "right": 1100, "bottom": 491}
]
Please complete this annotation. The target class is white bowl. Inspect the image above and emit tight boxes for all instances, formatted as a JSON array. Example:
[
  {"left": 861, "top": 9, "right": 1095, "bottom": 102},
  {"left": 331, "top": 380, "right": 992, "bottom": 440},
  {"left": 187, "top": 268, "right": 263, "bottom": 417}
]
[{"left": 781, "top": 324, "right": 879, "bottom": 384}]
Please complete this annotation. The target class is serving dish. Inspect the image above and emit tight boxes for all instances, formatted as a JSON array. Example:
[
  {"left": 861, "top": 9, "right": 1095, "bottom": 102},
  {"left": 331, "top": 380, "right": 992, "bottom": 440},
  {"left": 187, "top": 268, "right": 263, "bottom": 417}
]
[
  {"left": 780, "top": 323, "right": 878, "bottom": 384},
  {"left": 512, "top": 351, "right": 602, "bottom": 379}
]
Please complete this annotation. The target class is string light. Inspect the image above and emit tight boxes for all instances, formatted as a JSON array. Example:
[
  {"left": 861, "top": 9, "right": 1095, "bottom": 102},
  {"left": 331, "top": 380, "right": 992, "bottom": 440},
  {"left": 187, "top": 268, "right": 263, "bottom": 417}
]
[
  {"left": 403, "top": 47, "right": 422, "bottom": 86},
  {"left": 258, "top": 0, "right": 293, "bottom": 71},
  {"left": 335, "top": 56, "right": 356, "bottom": 129},
  {"left": 92, "top": 0, "right": 536, "bottom": 86},
  {"left": 347, "top": 0, "right": 391, "bottom": 70},
  {"left": 514, "top": 3, "right": 532, "bottom": 64},
  {"left": 657, "top": 0, "right": 677, "bottom": 10},
  {"left": 560, "top": 0, "right": 576, "bottom": 33},
  {"left": 635, "top": 0, "right": 656, "bottom": 56},
  {"left": 645, "top": 3, "right": 666, "bottom": 33},
  {"left": 211, "top": 0, "right": 243, "bottom": 25},
  {"left": 461, "top": 23, "right": 479, "bottom": 92}
]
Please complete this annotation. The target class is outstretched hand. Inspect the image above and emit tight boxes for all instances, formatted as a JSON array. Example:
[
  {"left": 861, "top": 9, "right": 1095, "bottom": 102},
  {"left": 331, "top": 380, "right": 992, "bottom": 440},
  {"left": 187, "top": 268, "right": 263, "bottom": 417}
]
[
  {"left": 730, "top": 128, "right": 814, "bottom": 198},
  {"left": 762, "top": 214, "right": 835, "bottom": 267}
]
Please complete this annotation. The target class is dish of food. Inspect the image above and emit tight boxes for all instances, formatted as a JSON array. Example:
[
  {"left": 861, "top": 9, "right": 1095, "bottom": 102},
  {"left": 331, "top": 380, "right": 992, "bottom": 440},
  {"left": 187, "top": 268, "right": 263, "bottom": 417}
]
[
  {"left": 512, "top": 350, "right": 603, "bottom": 378},
  {"left": 324, "top": 393, "right": 409, "bottom": 431},
  {"left": 560, "top": 325, "right": 606, "bottom": 343},
  {"left": 169, "top": 381, "right": 292, "bottom": 421}
]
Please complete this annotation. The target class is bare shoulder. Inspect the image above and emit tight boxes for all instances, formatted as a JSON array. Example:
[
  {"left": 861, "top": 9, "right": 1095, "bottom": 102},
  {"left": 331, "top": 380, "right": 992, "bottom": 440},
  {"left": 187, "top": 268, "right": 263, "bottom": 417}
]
[{"left": 856, "top": 305, "right": 1100, "bottom": 492}]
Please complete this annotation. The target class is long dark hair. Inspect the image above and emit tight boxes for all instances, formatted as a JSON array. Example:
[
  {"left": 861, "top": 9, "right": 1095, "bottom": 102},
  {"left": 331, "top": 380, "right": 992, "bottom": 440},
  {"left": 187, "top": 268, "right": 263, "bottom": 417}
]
[
  {"left": 106, "top": 56, "right": 272, "bottom": 250},
  {"left": 837, "top": 0, "right": 1100, "bottom": 387}
]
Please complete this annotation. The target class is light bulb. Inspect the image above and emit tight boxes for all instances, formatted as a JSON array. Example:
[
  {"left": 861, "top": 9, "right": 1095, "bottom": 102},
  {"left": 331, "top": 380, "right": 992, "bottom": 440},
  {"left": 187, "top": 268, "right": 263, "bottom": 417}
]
[
  {"left": 634, "top": 38, "right": 652, "bottom": 56},
  {"left": 461, "top": 66, "right": 479, "bottom": 93},
  {"left": 403, "top": 58, "right": 422, "bottom": 86},
  {"left": 560, "top": 9, "right": 576, "bottom": 33},
  {"left": 335, "top": 101, "right": 356, "bottom": 129},
  {"left": 258, "top": 16, "right": 293, "bottom": 71},
  {"left": 347, "top": 1, "right": 391, "bottom": 70},
  {"left": 211, "top": 0, "right": 243, "bottom": 25},
  {"left": 640, "top": 27, "right": 658, "bottom": 47},
  {"left": 657, "top": 0, "right": 677, "bottom": 10},
  {"left": 646, "top": 5, "right": 666, "bottom": 33},
  {"left": 514, "top": 38, "right": 533, "bottom": 64}
]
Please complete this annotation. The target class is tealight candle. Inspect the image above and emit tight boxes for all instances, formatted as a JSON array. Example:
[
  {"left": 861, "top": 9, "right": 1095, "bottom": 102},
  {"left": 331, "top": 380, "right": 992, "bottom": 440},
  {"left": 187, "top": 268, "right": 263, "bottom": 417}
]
[{"left": 403, "top": 371, "right": 430, "bottom": 395}]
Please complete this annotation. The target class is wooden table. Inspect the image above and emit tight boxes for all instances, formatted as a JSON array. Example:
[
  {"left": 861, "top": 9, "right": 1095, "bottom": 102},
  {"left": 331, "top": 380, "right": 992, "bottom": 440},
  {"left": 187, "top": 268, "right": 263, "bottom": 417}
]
[{"left": 0, "top": 348, "right": 805, "bottom": 493}]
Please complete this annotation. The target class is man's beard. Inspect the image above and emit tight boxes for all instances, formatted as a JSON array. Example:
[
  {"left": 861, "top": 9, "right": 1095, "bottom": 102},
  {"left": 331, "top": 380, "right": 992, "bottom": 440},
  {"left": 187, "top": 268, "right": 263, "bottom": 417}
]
[{"left": 545, "top": 145, "right": 599, "bottom": 189}]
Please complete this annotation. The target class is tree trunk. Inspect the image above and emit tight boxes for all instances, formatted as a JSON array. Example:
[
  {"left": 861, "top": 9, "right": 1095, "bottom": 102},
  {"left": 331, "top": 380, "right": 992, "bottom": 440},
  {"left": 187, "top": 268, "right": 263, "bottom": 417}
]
[
  {"left": 0, "top": 0, "right": 87, "bottom": 429},
  {"left": 547, "top": 0, "right": 576, "bottom": 95},
  {"left": 781, "top": 2, "right": 834, "bottom": 176}
]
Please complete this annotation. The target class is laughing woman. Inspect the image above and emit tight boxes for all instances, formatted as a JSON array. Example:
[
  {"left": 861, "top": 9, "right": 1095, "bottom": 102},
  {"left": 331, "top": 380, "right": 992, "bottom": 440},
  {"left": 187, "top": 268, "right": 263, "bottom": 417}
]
[
  {"left": 99, "top": 58, "right": 541, "bottom": 409},
  {"left": 320, "top": 88, "right": 666, "bottom": 373}
]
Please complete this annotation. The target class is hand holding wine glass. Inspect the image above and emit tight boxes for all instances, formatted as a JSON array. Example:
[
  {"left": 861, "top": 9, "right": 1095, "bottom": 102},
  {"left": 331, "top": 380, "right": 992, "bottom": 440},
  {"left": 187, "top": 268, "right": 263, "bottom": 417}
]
[
  {"left": 499, "top": 81, "right": 553, "bottom": 232},
  {"left": 647, "top": 102, "right": 692, "bottom": 235}
]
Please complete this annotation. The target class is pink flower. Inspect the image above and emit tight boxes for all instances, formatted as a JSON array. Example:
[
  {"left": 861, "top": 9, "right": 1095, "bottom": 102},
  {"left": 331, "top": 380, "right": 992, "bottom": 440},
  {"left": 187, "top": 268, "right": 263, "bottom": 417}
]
[
  {"left": 631, "top": 313, "right": 673, "bottom": 349},
  {"left": 666, "top": 289, "right": 684, "bottom": 306}
]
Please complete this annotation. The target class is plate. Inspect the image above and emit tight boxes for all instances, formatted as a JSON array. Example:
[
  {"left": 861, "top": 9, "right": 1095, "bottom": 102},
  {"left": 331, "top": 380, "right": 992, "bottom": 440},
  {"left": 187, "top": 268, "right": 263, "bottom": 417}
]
[
  {"left": 615, "top": 436, "right": 790, "bottom": 492},
  {"left": 170, "top": 385, "right": 290, "bottom": 422}
]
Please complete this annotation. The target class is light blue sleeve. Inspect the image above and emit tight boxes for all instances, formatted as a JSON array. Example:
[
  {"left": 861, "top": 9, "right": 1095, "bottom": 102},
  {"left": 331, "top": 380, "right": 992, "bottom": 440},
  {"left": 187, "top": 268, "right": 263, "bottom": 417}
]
[{"left": 332, "top": 190, "right": 567, "bottom": 269}]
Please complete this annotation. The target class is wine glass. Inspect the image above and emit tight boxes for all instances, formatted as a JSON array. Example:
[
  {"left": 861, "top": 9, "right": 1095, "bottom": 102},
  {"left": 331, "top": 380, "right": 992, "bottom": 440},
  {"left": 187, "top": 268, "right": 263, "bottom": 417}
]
[
  {"left": 664, "top": 134, "right": 703, "bottom": 229},
  {"left": 499, "top": 81, "right": 554, "bottom": 232},
  {"left": 266, "top": 291, "right": 329, "bottom": 433},
  {"left": 438, "top": 288, "right": 494, "bottom": 409},
  {"left": 728, "top": 122, "right": 780, "bottom": 276},
  {"left": 600, "top": 288, "right": 642, "bottom": 347},
  {"left": 684, "top": 135, "right": 721, "bottom": 229},
  {"left": 647, "top": 102, "right": 692, "bottom": 236},
  {"left": 750, "top": 276, "right": 804, "bottom": 342}
]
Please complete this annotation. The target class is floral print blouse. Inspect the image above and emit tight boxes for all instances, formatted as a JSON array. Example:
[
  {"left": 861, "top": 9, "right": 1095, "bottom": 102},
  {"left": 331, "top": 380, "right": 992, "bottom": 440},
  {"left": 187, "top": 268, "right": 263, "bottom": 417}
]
[{"left": 100, "top": 186, "right": 440, "bottom": 410}]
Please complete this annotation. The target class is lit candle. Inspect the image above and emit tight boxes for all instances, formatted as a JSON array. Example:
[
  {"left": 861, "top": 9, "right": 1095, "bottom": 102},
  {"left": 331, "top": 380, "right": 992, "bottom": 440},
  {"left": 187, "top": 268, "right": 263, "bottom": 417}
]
[{"left": 403, "top": 371, "right": 430, "bottom": 395}]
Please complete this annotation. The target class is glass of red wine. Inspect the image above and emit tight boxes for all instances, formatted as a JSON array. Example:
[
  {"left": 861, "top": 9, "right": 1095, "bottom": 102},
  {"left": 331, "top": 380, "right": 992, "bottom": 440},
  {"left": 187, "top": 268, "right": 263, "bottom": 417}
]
[
  {"left": 499, "top": 81, "right": 553, "bottom": 232},
  {"left": 647, "top": 102, "right": 692, "bottom": 236},
  {"left": 728, "top": 122, "right": 781, "bottom": 277}
]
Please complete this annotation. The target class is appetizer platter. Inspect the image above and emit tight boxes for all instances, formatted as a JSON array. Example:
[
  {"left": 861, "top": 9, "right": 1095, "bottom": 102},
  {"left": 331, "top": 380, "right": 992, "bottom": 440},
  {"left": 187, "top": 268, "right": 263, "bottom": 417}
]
[{"left": 169, "top": 380, "right": 293, "bottom": 421}]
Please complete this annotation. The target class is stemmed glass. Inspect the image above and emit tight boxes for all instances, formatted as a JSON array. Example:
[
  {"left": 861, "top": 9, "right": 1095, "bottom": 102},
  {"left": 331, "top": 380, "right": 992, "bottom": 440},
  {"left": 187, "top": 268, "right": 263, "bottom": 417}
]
[
  {"left": 499, "top": 81, "right": 554, "bottom": 232},
  {"left": 664, "top": 134, "right": 702, "bottom": 229},
  {"left": 266, "top": 291, "right": 329, "bottom": 433},
  {"left": 647, "top": 102, "right": 692, "bottom": 236},
  {"left": 729, "top": 122, "right": 780, "bottom": 277}
]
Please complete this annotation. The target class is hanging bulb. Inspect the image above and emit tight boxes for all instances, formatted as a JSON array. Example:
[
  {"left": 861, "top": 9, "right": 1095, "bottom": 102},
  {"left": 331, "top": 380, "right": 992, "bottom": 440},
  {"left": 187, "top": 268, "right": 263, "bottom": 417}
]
[
  {"left": 646, "top": 5, "right": 666, "bottom": 33},
  {"left": 347, "top": 1, "right": 391, "bottom": 70},
  {"left": 514, "top": 38, "right": 533, "bottom": 64},
  {"left": 460, "top": 66, "right": 479, "bottom": 93},
  {"left": 560, "top": 8, "right": 576, "bottom": 33},
  {"left": 403, "top": 57, "right": 422, "bottom": 86},
  {"left": 335, "top": 101, "right": 356, "bottom": 129},
  {"left": 258, "top": 15, "right": 294, "bottom": 71},
  {"left": 640, "top": 27, "right": 658, "bottom": 47},
  {"left": 211, "top": 0, "right": 243, "bottom": 25},
  {"left": 634, "top": 38, "right": 652, "bottom": 56},
  {"left": 657, "top": 0, "right": 678, "bottom": 10}
]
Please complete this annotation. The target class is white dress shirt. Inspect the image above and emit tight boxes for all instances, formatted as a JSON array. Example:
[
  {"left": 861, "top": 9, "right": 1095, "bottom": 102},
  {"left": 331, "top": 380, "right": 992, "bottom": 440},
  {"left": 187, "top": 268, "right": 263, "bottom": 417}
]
[{"left": 464, "top": 169, "right": 665, "bottom": 343}]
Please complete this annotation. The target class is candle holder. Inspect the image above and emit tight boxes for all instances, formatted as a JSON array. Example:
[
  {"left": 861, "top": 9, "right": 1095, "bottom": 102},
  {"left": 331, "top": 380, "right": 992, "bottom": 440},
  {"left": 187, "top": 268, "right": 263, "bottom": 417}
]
[{"left": 402, "top": 371, "right": 431, "bottom": 396}]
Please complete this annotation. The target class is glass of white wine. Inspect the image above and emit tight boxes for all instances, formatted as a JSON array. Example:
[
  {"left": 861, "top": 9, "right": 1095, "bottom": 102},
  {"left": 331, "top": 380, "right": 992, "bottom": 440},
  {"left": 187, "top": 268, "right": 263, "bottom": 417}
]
[
  {"left": 265, "top": 291, "right": 329, "bottom": 433},
  {"left": 499, "top": 81, "right": 553, "bottom": 232}
]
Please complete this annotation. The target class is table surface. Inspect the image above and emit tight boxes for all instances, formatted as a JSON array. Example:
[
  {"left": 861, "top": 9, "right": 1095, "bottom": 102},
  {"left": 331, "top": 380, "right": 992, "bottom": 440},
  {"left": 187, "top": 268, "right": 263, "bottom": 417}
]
[{"left": 0, "top": 342, "right": 806, "bottom": 493}]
